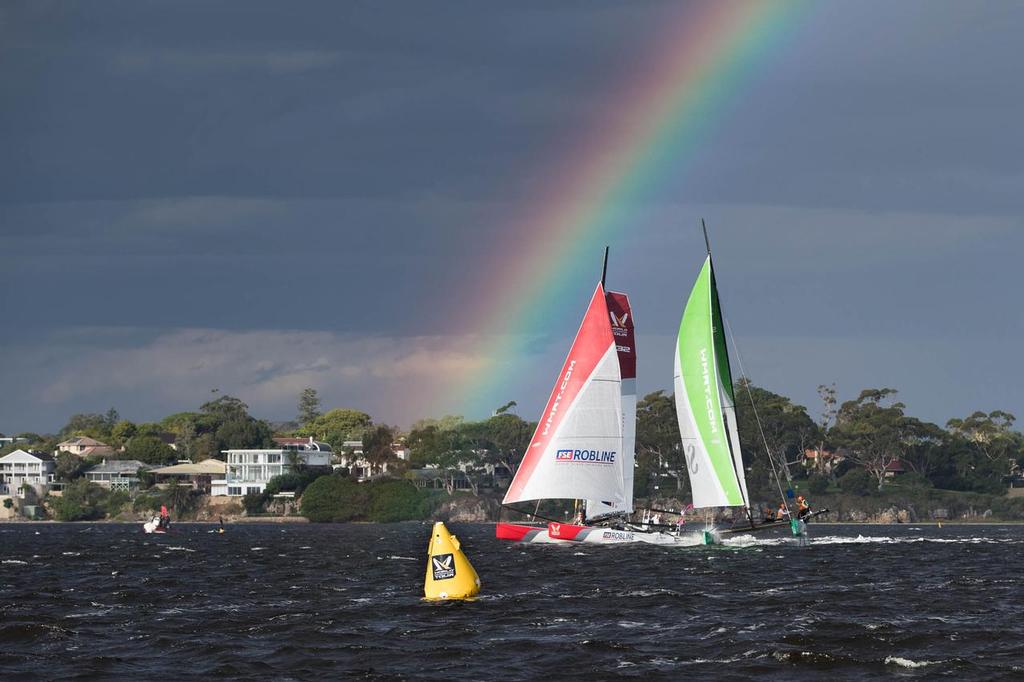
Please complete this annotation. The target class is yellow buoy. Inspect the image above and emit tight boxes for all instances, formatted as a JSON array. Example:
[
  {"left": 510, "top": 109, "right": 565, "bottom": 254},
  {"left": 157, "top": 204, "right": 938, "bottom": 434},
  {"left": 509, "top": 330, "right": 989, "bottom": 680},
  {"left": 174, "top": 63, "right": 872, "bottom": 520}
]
[{"left": 424, "top": 521, "right": 481, "bottom": 601}]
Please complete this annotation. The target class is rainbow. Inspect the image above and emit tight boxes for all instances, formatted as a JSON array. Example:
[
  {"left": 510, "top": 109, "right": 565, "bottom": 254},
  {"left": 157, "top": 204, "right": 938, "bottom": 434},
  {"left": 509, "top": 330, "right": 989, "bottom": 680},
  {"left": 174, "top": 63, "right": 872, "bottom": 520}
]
[{"left": 433, "top": 1, "right": 811, "bottom": 419}]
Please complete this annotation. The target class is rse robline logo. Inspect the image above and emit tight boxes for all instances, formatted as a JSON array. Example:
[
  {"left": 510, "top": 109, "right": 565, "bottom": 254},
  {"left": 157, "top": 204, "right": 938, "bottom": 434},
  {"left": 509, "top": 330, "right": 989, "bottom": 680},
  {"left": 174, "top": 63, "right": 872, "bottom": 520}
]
[{"left": 555, "top": 449, "right": 616, "bottom": 464}]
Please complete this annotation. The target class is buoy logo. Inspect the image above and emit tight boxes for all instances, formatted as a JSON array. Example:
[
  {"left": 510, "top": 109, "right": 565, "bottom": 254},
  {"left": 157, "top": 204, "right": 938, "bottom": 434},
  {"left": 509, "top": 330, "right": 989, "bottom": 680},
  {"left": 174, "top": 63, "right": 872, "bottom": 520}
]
[{"left": 431, "top": 553, "right": 456, "bottom": 580}]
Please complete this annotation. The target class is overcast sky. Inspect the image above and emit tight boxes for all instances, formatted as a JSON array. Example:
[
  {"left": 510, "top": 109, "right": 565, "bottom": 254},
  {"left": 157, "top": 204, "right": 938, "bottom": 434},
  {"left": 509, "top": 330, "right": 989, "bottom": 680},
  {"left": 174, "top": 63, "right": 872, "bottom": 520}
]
[{"left": 1, "top": 1, "right": 1021, "bottom": 434}]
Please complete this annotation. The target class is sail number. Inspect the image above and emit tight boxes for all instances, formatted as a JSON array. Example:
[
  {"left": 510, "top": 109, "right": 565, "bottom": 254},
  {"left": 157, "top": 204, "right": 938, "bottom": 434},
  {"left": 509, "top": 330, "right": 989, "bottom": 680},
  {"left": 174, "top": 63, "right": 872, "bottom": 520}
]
[{"left": 685, "top": 444, "right": 699, "bottom": 474}]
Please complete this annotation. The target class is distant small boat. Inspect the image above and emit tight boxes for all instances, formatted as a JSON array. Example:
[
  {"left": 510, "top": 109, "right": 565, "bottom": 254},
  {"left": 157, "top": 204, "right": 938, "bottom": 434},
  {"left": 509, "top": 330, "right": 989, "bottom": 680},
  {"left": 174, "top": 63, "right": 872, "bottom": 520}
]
[{"left": 143, "top": 514, "right": 170, "bottom": 534}]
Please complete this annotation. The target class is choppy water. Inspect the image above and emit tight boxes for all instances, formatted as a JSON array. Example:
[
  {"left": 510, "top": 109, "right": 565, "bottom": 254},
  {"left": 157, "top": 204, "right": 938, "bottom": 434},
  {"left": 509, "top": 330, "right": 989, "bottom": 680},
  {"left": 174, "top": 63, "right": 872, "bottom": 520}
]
[{"left": 1, "top": 522, "right": 1022, "bottom": 680}]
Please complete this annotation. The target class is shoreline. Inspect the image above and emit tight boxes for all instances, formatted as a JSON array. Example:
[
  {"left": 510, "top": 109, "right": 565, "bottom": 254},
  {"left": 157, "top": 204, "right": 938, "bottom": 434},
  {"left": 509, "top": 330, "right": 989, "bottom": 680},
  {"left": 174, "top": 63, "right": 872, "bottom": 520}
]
[{"left": 3, "top": 518, "right": 1023, "bottom": 526}]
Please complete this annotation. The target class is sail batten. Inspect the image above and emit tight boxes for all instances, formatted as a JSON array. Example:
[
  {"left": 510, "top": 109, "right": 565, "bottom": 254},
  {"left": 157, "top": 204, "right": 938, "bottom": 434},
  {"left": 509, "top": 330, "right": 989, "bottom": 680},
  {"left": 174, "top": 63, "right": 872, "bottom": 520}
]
[{"left": 673, "top": 256, "right": 748, "bottom": 509}]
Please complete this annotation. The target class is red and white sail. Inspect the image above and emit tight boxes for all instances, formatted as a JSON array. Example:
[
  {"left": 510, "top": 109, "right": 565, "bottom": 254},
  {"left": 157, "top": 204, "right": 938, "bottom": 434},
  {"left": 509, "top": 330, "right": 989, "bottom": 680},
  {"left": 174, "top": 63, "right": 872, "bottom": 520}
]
[
  {"left": 585, "top": 290, "right": 636, "bottom": 520},
  {"left": 503, "top": 283, "right": 624, "bottom": 506}
]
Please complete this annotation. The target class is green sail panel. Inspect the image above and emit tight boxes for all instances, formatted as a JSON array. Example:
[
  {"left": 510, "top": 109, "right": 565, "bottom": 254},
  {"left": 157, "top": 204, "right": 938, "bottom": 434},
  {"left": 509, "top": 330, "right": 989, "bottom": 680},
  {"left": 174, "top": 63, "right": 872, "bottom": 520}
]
[{"left": 673, "top": 256, "right": 748, "bottom": 509}]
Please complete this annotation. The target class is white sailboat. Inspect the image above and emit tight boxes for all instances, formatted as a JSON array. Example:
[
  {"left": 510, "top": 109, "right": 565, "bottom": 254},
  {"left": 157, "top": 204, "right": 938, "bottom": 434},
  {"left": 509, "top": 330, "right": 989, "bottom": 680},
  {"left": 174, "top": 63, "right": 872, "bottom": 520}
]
[{"left": 496, "top": 252, "right": 692, "bottom": 545}]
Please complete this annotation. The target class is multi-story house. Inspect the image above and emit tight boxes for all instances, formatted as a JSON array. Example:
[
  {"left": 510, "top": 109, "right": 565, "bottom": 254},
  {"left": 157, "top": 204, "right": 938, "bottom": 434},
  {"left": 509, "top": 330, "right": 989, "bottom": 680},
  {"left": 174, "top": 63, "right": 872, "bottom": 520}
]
[
  {"left": 212, "top": 437, "right": 332, "bottom": 497},
  {"left": 55, "top": 436, "right": 116, "bottom": 458},
  {"left": 0, "top": 449, "right": 55, "bottom": 497}
]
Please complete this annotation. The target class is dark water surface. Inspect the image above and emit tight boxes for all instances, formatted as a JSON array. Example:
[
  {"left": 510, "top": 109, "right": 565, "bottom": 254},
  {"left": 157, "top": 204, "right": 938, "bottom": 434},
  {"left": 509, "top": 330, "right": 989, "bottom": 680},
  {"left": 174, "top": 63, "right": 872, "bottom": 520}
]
[{"left": 2, "top": 522, "right": 1022, "bottom": 680}]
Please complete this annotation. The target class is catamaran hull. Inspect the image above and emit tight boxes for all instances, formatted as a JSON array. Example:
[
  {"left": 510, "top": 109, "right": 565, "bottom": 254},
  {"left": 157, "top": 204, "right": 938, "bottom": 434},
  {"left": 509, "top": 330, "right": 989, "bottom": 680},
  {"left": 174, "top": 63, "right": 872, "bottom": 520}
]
[{"left": 496, "top": 522, "right": 696, "bottom": 546}]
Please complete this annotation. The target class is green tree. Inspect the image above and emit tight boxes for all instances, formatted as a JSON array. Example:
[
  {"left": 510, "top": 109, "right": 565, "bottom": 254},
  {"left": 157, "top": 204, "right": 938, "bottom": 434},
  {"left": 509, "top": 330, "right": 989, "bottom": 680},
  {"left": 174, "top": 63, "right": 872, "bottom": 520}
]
[
  {"left": 123, "top": 436, "right": 176, "bottom": 465},
  {"left": 201, "top": 395, "right": 251, "bottom": 422},
  {"left": 301, "top": 475, "right": 369, "bottom": 522},
  {"left": 49, "top": 479, "right": 108, "bottom": 521},
  {"left": 110, "top": 420, "right": 137, "bottom": 446},
  {"left": 297, "top": 387, "right": 322, "bottom": 425},
  {"left": 242, "top": 492, "right": 265, "bottom": 515},
  {"left": 494, "top": 400, "right": 517, "bottom": 415},
  {"left": 104, "top": 407, "right": 120, "bottom": 432},
  {"left": 636, "top": 391, "right": 683, "bottom": 492},
  {"left": 363, "top": 424, "right": 397, "bottom": 475},
  {"left": 367, "top": 480, "right": 429, "bottom": 522},
  {"left": 807, "top": 474, "right": 830, "bottom": 495},
  {"left": 733, "top": 379, "right": 818, "bottom": 486},
  {"left": 297, "top": 408, "right": 373, "bottom": 451},
  {"left": 216, "top": 418, "right": 272, "bottom": 450},
  {"left": 839, "top": 468, "right": 875, "bottom": 496},
  {"left": 478, "top": 413, "right": 533, "bottom": 476},
  {"left": 407, "top": 423, "right": 476, "bottom": 494},
  {"left": 831, "top": 389, "right": 940, "bottom": 490},
  {"left": 59, "top": 413, "right": 110, "bottom": 439},
  {"left": 54, "top": 451, "right": 89, "bottom": 482}
]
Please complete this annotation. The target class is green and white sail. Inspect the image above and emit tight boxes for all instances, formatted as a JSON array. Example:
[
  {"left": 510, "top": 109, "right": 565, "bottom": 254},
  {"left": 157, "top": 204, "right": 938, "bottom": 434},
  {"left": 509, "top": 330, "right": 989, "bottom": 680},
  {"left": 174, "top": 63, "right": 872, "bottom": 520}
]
[{"left": 673, "top": 256, "right": 749, "bottom": 509}]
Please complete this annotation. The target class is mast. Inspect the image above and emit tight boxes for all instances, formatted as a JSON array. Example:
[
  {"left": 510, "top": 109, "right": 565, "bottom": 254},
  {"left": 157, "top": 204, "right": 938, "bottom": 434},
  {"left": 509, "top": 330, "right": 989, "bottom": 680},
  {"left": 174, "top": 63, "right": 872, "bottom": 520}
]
[
  {"left": 701, "top": 220, "right": 753, "bottom": 526},
  {"left": 581, "top": 244, "right": 611, "bottom": 522}
]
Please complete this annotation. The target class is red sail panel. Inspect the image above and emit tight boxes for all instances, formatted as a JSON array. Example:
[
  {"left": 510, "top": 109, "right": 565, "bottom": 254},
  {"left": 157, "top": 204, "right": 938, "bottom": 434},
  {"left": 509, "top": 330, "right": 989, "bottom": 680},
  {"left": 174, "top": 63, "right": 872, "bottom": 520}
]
[{"left": 606, "top": 291, "right": 636, "bottom": 380}]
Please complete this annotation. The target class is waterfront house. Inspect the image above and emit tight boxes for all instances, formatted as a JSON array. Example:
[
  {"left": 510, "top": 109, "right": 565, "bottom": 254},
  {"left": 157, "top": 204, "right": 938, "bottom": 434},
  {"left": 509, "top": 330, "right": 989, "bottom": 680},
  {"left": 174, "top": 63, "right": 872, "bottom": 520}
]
[
  {"left": 84, "top": 459, "right": 153, "bottom": 492},
  {"left": 0, "top": 449, "right": 55, "bottom": 498},
  {"left": 213, "top": 437, "right": 332, "bottom": 497},
  {"left": 335, "top": 440, "right": 410, "bottom": 480},
  {"left": 56, "top": 436, "right": 116, "bottom": 458},
  {"left": 150, "top": 458, "right": 226, "bottom": 493}
]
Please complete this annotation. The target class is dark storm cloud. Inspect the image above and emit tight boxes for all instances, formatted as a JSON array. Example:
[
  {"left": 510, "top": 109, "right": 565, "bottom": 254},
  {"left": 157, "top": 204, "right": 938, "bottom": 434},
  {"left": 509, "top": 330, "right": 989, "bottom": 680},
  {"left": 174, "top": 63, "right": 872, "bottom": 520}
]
[{"left": 0, "top": 1, "right": 1021, "bottom": 432}]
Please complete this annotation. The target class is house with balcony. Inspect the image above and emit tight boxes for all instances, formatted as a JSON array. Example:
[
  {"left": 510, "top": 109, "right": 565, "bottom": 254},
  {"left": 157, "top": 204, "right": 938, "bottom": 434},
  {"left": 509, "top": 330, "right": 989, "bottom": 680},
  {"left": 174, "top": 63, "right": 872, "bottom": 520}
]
[
  {"left": 0, "top": 449, "right": 55, "bottom": 497},
  {"left": 84, "top": 459, "right": 153, "bottom": 492},
  {"left": 212, "top": 437, "right": 332, "bottom": 497}
]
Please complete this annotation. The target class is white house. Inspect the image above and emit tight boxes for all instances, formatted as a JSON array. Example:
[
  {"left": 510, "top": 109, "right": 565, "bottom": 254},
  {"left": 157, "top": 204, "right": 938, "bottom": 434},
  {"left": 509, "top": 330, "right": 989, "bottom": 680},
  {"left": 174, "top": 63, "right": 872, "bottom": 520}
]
[
  {"left": 0, "top": 449, "right": 56, "bottom": 497},
  {"left": 212, "top": 437, "right": 332, "bottom": 497}
]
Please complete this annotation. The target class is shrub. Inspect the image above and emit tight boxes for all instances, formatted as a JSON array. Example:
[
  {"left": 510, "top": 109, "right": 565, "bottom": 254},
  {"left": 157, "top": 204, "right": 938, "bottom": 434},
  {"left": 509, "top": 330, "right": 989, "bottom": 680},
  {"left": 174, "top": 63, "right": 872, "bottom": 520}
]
[
  {"left": 242, "top": 492, "right": 266, "bottom": 515},
  {"left": 807, "top": 475, "right": 830, "bottom": 495},
  {"left": 49, "top": 479, "right": 108, "bottom": 521},
  {"left": 301, "top": 476, "right": 430, "bottom": 523},
  {"left": 894, "top": 472, "right": 933, "bottom": 489},
  {"left": 368, "top": 480, "right": 430, "bottom": 522},
  {"left": 301, "top": 476, "right": 367, "bottom": 522},
  {"left": 840, "top": 468, "right": 876, "bottom": 496}
]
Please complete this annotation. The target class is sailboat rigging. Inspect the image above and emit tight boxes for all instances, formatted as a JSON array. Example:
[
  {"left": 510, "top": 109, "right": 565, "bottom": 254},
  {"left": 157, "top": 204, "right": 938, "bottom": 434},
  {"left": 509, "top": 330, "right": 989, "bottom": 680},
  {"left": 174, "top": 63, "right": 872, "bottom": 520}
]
[
  {"left": 496, "top": 250, "right": 683, "bottom": 545},
  {"left": 675, "top": 221, "right": 814, "bottom": 541}
]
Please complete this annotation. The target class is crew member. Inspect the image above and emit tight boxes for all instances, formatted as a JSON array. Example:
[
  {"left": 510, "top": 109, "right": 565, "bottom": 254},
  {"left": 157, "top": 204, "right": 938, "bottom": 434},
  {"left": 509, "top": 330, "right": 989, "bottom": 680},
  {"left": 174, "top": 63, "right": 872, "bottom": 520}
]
[
  {"left": 159, "top": 504, "right": 170, "bottom": 530},
  {"left": 777, "top": 502, "right": 790, "bottom": 519},
  {"left": 797, "top": 496, "right": 811, "bottom": 520},
  {"left": 764, "top": 506, "right": 776, "bottom": 522}
]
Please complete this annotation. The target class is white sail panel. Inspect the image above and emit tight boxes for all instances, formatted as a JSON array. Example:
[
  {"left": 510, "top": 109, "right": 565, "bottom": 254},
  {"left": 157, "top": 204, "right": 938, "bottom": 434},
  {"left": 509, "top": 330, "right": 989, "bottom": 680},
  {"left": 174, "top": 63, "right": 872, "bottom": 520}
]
[
  {"left": 504, "top": 284, "right": 624, "bottom": 506},
  {"left": 586, "top": 290, "right": 636, "bottom": 520}
]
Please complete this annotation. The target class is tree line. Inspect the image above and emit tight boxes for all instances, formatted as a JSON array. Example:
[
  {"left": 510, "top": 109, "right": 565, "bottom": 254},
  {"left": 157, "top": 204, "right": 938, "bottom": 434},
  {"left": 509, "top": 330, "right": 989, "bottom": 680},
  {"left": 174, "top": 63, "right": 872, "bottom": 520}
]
[{"left": 4, "top": 381, "right": 1022, "bottom": 513}]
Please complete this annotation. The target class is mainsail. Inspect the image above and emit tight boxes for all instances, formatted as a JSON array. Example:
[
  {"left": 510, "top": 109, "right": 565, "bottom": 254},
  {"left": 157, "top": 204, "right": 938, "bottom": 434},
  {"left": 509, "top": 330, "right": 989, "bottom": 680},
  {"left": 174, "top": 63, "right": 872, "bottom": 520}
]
[
  {"left": 585, "top": 290, "right": 636, "bottom": 520},
  {"left": 503, "top": 283, "right": 625, "bottom": 507},
  {"left": 673, "top": 255, "right": 749, "bottom": 509}
]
